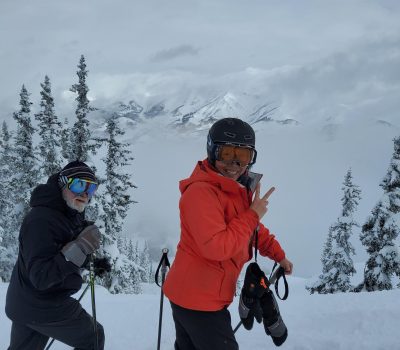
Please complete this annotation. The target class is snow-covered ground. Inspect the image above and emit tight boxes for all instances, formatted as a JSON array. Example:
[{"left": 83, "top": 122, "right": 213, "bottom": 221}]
[{"left": 1, "top": 276, "right": 399, "bottom": 350}]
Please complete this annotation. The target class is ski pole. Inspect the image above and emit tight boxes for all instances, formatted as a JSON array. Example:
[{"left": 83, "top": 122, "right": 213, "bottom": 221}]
[
  {"left": 155, "top": 248, "right": 170, "bottom": 350},
  {"left": 44, "top": 282, "right": 91, "bottom": 350},
  {"left": 89, "top": 254, "right": 99, "bottom": 350},
  {"left": 233, "top": 320, "right": 243, "bottom": 334}
]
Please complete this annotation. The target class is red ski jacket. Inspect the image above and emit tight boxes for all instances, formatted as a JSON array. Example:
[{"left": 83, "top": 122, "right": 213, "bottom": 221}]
[{"left": 163, "top": 159, "right": 285, "bottom": 311}]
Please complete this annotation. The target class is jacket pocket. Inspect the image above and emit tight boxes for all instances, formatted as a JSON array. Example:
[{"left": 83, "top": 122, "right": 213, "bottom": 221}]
[
  {"left": 185, "top": 259, "right": 224, "bottom": 298},
  {"left": 220, "top": 260, "right": 241, "bottom": 301}
]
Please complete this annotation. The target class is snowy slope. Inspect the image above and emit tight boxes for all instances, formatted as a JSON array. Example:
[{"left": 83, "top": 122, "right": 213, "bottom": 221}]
[{"left": 1, "top": 278, "right": 399, "bottom": 350}]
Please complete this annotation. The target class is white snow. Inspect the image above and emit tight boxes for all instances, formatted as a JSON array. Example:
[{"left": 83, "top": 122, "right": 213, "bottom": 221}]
[{"left": 1, "top": 277, "right": 399, "bottom": 350}]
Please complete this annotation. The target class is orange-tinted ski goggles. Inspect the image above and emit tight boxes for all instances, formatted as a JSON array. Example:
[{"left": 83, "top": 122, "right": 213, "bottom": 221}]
[{"left": 216, "top": 145, "right": 255, "bottom": 167}]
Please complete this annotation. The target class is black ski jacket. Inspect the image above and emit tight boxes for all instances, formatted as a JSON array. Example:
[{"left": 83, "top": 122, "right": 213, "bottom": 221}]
[{"left": 5, "top": 174, "right": 89, "bottom": 323}]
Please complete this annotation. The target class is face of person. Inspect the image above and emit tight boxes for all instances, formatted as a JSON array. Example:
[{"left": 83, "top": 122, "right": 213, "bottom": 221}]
[
  {"left": 62, "top": 188, "right": 89, "bottom": 213},
  {"left": 214, "top": 160, "right": 248, "bottom": 181}
]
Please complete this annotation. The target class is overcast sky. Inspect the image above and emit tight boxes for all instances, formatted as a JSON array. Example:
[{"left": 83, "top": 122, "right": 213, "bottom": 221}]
[{"left": 1, "top": 0, "right": 400, "bottom": 122}]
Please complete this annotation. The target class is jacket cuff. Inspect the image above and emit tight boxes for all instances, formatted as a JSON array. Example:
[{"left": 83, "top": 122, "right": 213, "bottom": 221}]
[
  {"left": 55, "top": 252, "right": 80, "bottom": 276},
  {"left": 274, "top": 249, "right": 286, "bottom": 263}
]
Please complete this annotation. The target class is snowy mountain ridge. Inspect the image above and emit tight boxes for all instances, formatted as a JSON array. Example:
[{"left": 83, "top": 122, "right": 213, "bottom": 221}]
[{"left": 93, "top": 91, "right": 299, "bottom": 132}]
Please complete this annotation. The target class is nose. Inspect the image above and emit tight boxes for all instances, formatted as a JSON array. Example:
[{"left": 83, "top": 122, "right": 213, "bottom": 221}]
[
  {"left": 79, "top": 192, "right": 89, "bottom": 199},
  {"left": 225, "top": 160, "right": 242, "bottom": 168}
]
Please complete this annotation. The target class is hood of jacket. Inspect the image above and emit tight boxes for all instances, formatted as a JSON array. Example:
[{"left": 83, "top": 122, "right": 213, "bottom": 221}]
[{"left": 29, "top": 173, "right": 83, "bottom": 219}]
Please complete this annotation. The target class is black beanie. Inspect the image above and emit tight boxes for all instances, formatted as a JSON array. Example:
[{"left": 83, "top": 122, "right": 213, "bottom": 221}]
[{"left": 58, "top": 161, "right": 97, "bottom": 189}]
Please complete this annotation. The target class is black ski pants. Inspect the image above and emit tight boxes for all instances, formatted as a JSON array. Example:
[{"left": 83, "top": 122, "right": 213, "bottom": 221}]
[
  {"left": 171, "top": 302, "right": 239, "bottom": 350},
  {"left": 7, "top": 306, "right": 104, "bottom": 350}
]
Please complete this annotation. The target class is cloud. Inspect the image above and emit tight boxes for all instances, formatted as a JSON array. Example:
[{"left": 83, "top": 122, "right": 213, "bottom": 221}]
[{"left": 150, "top": 45, "right": 200, "bottom": 62}]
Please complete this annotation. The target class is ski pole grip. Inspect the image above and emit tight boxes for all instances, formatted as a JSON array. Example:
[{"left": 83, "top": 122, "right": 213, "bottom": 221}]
[
  {"left": 161, "top": 248, "right": 169, "bottom": 275},
  {"left": 155, "top": 248, "right": 171, "bottom": 287},
  {"left": 269, "top": 266, "right": 289, "bottom": 300}
]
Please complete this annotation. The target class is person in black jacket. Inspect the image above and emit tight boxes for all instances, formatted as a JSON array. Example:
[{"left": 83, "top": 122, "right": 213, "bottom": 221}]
[{"left": 5, "top": 161, "right": 109, "bottom": 350}]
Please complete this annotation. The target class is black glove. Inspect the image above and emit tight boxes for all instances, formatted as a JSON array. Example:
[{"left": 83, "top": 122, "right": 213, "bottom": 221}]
[
  {"left": 260, "top": 289, "right": 288, "bottom": 346},
  {"left": 239, "top": 262, "right": 269, "bottom": 330},
  {"left": 93, "top": 257, "right": 112, "bottom": 278}
]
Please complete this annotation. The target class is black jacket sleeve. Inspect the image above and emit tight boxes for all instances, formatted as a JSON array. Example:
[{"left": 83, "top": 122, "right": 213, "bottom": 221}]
[{"left": 20, "top": 217, "right": 80, "bottom": 291}]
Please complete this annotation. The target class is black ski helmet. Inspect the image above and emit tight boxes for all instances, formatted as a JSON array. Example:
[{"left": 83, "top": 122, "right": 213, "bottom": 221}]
[{"left": 207, "top": 117, "right": 257, "bottom": 166}]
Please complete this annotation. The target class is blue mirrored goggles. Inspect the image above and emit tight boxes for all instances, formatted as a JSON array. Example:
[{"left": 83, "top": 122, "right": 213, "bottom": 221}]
[{"left": 67, "top": 178, "right": 98, "bottom": 197}]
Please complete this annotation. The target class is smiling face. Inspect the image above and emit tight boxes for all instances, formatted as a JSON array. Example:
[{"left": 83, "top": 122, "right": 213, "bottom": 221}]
[
  {"left": 214, "top": 159, "right": 248, "bottom": 181},
  {"left": 62, "top": 188, "right": 89, "bottom": 213}
]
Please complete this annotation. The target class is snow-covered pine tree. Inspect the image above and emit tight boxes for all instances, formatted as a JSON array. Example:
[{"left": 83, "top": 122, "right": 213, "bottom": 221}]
[
  {"left": 320, "top": 225, "right": 335, "bottom": 275},
  {"left": 307, "top": 169, "right": 361, "bottom": 294},
  {"left": 127, "top": 237, "right": 144, "bottom": 292},
  {"left": 0, "top": 122, "right": 16, "bottom": 281},
  {"left": 69, "top": 55, "right": 96, "bottom": 162},
  {"left": 35, "top": 75, "right": 63, "bottom": 179},
  {"left": 60, "top": 118, "right": 71, "bottom": 160},
  {"left": 127, "top": 239, "right": 135, "bottom": 261},
  {"left": 68, "top": 55, "right": 99, "bottom": 221},
  {"left": 0, "top": 122, "right": 13, "bottom": 221},
  {"left": 97, "top": 116, "right": 138, "bottom": 293},
  {"left": 139, "top": 240, "right": 152, "bottom": 283},
  {"left": 117, "top": 235, "right": 125, "bottom": 253},
  {"left": 359, "top": 136, "right": 400, "bottom": 291},
  {"left": 11, "top": 85, "right": 38, "bottom": 222},
  {"left": 134, "top": 241, "right": 140, "bottom": 266},
  {"left": 2, "top": 86, "right": 39, "bottom": 280}
]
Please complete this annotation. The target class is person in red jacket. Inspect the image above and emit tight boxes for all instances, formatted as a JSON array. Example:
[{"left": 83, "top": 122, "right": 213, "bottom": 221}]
[{"left": 163, "top": 117, "right": 293, "bottom": 350}]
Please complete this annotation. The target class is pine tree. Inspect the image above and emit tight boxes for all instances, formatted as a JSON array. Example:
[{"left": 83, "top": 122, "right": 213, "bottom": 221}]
[
  {"left": 96, "top": 116, "right": 138, "bottom": 293},
  {"left": 0, "top": 122, "right": 16, "bottom": 281},
  {"left": 0, "top": 122, "right": 13, "bottom": 221},
  {"left": 321, "top": 226, "right": 334, "bottom": 274},
  {"left": 307, "top": 169, "right": 361, "bottom": 294},
  {"left": 359, "top": 136, "right": 400, "bottom": 291},
  {"left": 134, "top": 241, "right": 140, "bottom": 265},
  {"left": 35, "top": 75, "right": 63, "bottom": 179},
  {"left": 140, "top": 240, "right": 152, "bottom": 283},
  {"left": 69, "top": 55, "right": 96, "bottom": 162},
  {"left": 11, "top": 85, "right": 38, "bottom": 221},
  {"left": 1, "top": 87, "right": 38, "bottom": 280},
  {"left": 127, "top": 239, "right": 135, "bottom": 261},
  {"left": 131, "top": 265, "right": 143, "bottom": 294},
  {"left": 60, "top": 118, "right": 71, "bottom": 160},
  {"left": 100, "top": 116, "right": 136, "bottom": 238}
]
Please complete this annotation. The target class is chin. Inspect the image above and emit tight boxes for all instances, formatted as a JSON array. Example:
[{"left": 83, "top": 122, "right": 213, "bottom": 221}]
[
  {"left": 222, "top": 171, "right": 241, "bottom": 180},
  {"left": 70, "top": 200, "right": 88, "bottom": 213},
  {"left": 72, "top": 204, "right": 86, "bottom": 213},
  {"left": 226, "top": 175, "right": 240, "bottom": 181},
  {"left": 75, "top": 206, "right": 86, "bottom": 213}
]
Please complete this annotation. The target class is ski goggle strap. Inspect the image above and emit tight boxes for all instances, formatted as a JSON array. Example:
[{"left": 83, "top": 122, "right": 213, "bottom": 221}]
[
  {"left": 217, "top": 144, "right": 256, "bottom": 167},
  {"left": 67, "top": 178, "right": 98, "bottom": 197}
]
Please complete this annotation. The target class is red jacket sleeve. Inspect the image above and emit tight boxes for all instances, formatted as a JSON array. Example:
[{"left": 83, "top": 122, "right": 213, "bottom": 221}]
[
  {"left": 180, "top": 182, "right": 259, "bottom": 261},
  {"left": 256, "top": 223, "right": 285, "bottom": 263}
]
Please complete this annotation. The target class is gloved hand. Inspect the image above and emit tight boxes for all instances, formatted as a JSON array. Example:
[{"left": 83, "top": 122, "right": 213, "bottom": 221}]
[
  {"left": 93, "top": 257, "right": 112, "bottom": 277},
  {"left": 260, "top": 289, "right": 288, "bottom": 346},
  {"left": 61, "top": 225, "right": 101, "bottom": 267},
  {"left": 239, "top": 262, "right": 269, "bottom": 330}
]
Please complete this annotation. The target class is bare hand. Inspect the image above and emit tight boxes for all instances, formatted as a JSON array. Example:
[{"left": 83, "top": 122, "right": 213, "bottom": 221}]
[
  {"left": 279, "top": 258, "right": 293, "bottom": 275},
  {"left": 250, "top": 183, "right": 275, "bottom": 220}
]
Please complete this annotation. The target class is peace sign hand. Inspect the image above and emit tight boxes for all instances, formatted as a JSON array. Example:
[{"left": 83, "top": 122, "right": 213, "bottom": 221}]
[{"left": 250, "top": 183, "right": 275, "bottom": 220}]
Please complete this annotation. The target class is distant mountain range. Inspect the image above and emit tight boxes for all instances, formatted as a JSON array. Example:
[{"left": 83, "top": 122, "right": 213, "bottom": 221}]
[{"left": 93, "top": 92, "right": 299, "bottom": 131}]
